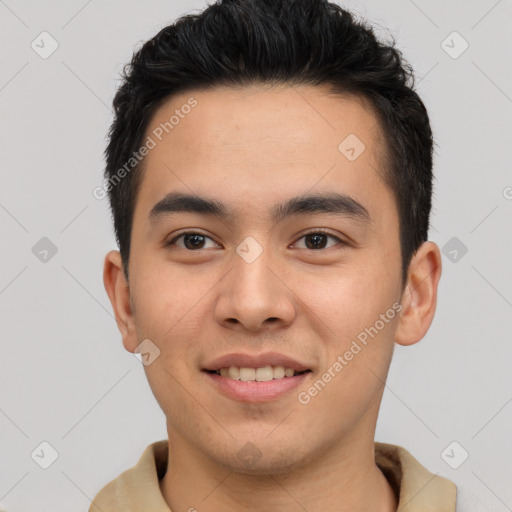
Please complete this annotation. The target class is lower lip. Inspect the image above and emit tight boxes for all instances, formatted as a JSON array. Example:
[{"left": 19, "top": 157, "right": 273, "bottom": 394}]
[{"left": 203, "top": 371, "right": 310, "bottom": 402}]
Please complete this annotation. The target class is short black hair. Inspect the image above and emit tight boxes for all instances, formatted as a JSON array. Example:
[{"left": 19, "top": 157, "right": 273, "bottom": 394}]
[{"left": 104, "top": 0, "right": 434, "bottom": 287}]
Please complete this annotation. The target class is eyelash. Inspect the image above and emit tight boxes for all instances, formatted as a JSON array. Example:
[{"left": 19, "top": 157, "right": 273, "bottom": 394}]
[{"left": 165, "top": 229, "right": 346, "bottom": 251}]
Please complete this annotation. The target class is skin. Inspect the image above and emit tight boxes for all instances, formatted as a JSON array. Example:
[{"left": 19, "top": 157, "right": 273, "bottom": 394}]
[{"left": 103, "top": 84, "right": 442, "bottom": 512}]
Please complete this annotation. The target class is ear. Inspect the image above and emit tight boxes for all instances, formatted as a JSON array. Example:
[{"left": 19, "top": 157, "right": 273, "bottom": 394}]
[
  {"left": 394, "top": 241, "right": 442, "bottom": 346},
  {"left": 103, "top": 250, "right": 139, "bottom": 353}
]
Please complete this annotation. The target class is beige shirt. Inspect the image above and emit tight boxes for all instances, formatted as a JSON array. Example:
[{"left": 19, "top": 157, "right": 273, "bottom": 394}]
[{"left": 89, "top": 441, "right": 457, "bottom": 511}]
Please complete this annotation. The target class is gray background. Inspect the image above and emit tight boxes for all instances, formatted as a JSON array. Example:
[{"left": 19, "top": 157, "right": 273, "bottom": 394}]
[{"left": 1, "top": 0, "right": 511, "bottom": 510}]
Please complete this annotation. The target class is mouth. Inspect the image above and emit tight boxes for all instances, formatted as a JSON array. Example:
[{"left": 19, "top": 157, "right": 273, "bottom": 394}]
[
  {"left": 204, "top": 365, "right": 311, "bottom": 382},
  {"left": 202, "top": 353, "right": 313, "bottom": 402},
  {"left": 203, "top": 368, "right": 311, "bottom": 402}
]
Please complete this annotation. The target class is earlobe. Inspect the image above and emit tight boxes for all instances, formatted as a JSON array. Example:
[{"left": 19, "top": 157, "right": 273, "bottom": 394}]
[
  {"left": 394, "top": 241, "right": 442, "bottom": 347},
  {"left": 103, "top": 250, "right": 138, "bottom": 352}
]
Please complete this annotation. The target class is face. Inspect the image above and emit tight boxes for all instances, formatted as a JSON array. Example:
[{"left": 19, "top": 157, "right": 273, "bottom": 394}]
[{"left": 109, "top": 84, "right": 411, "bottom": 473}]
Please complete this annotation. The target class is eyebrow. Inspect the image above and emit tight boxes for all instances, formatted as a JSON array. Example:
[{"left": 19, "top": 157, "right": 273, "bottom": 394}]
[{"left": 148, "top": 191, "right": 371, "bottom": 225}]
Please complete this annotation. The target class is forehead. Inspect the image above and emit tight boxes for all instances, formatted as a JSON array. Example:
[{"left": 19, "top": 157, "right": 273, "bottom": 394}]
[
  {"left": 146, "top": 83, "right": 383, "bottom": 156},
  {"left": 133, "top": 84, "right": 392, "bottom": 225}
]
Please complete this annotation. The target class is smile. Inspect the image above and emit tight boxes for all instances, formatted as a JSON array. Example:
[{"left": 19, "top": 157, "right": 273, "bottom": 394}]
[
  {"left": 203, "top": 368, "right": 312, "bottom": 402},
  {"left": 210, "top": 365, "right": 309, "bottom": 381}
]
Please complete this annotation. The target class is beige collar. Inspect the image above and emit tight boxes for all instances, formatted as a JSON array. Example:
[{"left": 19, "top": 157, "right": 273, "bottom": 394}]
[{"left": 90, "top": 440, "right": 456, "bottom": 512}]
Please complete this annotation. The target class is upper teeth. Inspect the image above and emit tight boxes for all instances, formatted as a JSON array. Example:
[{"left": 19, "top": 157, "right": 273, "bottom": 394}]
[{"left": 217, "top": 365, "right": 297, "bottom": 381}]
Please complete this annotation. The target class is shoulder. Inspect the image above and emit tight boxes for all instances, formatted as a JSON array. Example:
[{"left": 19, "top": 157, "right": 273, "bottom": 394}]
[
  {"left": 375, "top": 443, "right": 497, "bottom": 512},
  {"left": 375, "top": 442, "right": 456, "bottom": 511},
  {"left": 89, "top": 440, "right": 170, "bottom": 512}
]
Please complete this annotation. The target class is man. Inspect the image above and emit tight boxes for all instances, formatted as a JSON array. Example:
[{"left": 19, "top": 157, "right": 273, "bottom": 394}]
[{"left": 94, "top": 0, "right": 462, "bottom": 510}]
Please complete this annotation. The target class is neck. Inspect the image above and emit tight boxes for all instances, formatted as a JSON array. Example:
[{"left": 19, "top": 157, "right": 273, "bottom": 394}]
[{"left": 159, "top": 428, "right": 397, "bottom": 512}]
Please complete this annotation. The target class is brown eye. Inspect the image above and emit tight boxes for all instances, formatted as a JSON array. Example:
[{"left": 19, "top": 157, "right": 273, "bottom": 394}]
[
  {"left": 166, "top": 232, "right": 218, "bottom": 250},
  {"left": 294, "top": 231, "right": 345, "bottom": 250}
]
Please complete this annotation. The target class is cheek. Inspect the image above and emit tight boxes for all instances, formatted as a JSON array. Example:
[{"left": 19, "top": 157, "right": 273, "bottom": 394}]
[
  {"left": 302, "top": 260, "right": 397, "bottom": 334},
  {"left": 130, "top": 274, "right": 215, "bottom": 404},
  {"left": 331, "top": 271, "right": 399, "bottom": 384},
  {"left": 305, "top": 259, "right": 400, "bottom": 375},
  {"left": 132, "top": 263, "right": 215, "bottom": 340}
]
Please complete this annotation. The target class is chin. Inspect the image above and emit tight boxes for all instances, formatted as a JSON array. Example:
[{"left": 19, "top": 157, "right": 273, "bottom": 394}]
[{"left": 211, "top": 438, "right": 317, "bottom": 476}]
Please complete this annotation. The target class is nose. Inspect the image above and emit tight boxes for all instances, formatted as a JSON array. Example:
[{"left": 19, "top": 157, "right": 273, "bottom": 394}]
[{"left": 213, "top": 242, "right": 296, "bottom": 333}]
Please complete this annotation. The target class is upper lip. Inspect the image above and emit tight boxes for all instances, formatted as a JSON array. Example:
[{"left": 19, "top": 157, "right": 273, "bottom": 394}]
[{"left": 203, "top": 352, "right": 311, "bottom": 372}]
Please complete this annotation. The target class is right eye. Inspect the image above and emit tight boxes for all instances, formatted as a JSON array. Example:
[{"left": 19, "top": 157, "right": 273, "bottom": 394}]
[{"left": 165, "top": 232, "right": 220, "bottom": 251}]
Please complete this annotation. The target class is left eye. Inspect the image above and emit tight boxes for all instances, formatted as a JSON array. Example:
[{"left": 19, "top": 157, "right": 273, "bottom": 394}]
[{"left": 294, "top": 231, "right": 344, "bottom": 250}]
